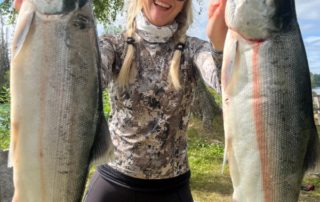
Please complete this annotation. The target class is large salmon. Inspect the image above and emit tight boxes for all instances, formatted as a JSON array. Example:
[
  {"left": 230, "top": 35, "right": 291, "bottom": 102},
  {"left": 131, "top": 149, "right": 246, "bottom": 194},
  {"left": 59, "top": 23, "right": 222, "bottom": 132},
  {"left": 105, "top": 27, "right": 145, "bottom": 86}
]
[
  {"left": 9, "top": 0, "right": 113, "bottom": 201},
  {"left": 221, "top": 0, "right": 319, "bottom": 201}
]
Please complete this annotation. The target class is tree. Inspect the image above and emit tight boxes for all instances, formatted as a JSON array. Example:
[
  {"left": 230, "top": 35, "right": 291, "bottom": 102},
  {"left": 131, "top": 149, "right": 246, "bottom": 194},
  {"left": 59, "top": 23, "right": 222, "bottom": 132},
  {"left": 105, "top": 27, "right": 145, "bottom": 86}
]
[
  {"left": 0, "top": 0, "right": 124, "bottom": 25},
  {"left": 0, "top": 0, "right": 16, "bottom": 24},
  {"left": 0, "top": 12, "right": 10, "bottom": 88},
  {"left": 93, "top": 0, "right": 124, "bottom": 26},
  {"left": 311, "top": 73, "right": 320, "bottom": 88},
  {"left": 190, "top": 79, "right": 224, "bottom": 141}
]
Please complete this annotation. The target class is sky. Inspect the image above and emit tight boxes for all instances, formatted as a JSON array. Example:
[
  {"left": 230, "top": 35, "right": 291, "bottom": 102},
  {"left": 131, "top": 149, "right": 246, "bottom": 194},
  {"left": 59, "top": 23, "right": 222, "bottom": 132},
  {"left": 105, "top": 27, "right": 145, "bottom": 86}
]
[
  {"left": 295, "top": 0, "right": 320, "bottom": 74},
  {"left": 1, "top": 0, "right": 319, "bottom": 74},
  {"left": 189, "top": 0, "right": 320, "bottom": 74},
  {"left": 98, "top": 0, "right": 319, "bottom": 74}
]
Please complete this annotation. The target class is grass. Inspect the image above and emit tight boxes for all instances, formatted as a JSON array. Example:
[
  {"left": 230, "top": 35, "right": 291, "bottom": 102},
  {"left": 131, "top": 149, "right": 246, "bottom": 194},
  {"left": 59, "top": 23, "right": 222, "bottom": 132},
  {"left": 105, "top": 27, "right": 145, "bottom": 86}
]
[
  {"left": 1, "top": 103, "right": 320, "bottom": 201},
  {"left": 188, "top": 123, "right": 320, "bottom": 202},
  {"left": 0, "top": 103, "right": 10, "bottom": 150},
  {"left": 187, "top": 127, "right": 233, "bottom": 202}
]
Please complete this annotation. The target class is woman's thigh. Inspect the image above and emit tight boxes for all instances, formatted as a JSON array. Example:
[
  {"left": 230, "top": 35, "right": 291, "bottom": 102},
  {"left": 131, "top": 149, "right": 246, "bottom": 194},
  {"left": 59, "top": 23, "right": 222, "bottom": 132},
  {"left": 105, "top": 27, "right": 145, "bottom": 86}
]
[
  {"left": 84, "top": 171, "right": 194, "bottom": 202},
  {"left": 84, "top": 171, "right": 134, "bottom": 202},
  {"left": 135, "top": 184, "right": 194, "bottom": 202}
]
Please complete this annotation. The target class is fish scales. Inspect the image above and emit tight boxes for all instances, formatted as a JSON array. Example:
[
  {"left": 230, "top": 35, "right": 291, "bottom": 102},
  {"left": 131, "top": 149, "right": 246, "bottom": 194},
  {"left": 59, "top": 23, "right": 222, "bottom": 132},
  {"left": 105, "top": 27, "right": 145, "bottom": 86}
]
[
  {"left": 222, "top": 0, "right": 319, "bottom": 201},
  {"left": 9, "top": 1, "right": 111, "bottom": 201}
]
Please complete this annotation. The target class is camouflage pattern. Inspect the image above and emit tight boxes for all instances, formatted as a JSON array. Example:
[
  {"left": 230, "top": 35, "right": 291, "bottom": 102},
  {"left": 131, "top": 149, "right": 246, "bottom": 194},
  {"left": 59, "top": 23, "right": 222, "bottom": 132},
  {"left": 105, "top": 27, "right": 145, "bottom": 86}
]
[{"left": 99, "top": 32, "right": 222, "bottom": 179}]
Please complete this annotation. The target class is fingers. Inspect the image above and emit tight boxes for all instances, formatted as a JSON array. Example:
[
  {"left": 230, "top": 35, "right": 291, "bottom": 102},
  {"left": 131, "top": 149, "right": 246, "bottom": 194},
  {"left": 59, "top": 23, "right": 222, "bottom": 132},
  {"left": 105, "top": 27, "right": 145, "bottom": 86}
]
[
  {"left": 207, "top": 0, "right": 228, "bottom": 50},
  {"left": 208, "top": 0, "right": 220, "bottom": 18},
  {"left": 208, "top": 0, "right": 227, "bottom": 18},
  {"left": 13, "top": 0, "right": 23, "bottom": 11}
]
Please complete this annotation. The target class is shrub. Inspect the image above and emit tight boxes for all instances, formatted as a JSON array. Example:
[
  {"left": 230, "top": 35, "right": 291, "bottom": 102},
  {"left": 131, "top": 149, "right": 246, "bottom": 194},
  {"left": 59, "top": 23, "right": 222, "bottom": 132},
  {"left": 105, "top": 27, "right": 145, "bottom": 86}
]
[
  {"left": 0, "top": 85, "right": 10, "bottom": 104},
  {"left": 103, "top": 90, "right": 110, "bottom": 117},
  {"left": 0, "top": 104, "right": 10, "bottom": 150}
]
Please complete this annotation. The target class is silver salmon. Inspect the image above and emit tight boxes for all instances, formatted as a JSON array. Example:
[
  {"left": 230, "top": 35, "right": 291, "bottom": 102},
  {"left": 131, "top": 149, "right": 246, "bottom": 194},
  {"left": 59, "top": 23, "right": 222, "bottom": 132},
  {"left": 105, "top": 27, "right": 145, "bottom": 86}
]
[
  {"left": 222, "top": 0, "right": 319, "bottom": 201},
  {"left": 9, "top": 0, "right": 113, "bottom": 201}
]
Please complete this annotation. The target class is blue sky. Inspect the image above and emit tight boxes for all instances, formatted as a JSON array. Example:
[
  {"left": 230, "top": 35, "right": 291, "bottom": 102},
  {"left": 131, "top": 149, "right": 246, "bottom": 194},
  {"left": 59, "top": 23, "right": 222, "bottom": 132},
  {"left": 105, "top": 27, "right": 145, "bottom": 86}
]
[
  {"left": 188, "top": 0, "right": 320, "bottom": 74},
  {"left": 1, "top": 0, "right": 319, "bottom": 74},
  {"left": 102, "top": 0, "right": 319, "bottom": 74},
  {"left": 295, "top": 0, "right": 320, "bottom": 74}
]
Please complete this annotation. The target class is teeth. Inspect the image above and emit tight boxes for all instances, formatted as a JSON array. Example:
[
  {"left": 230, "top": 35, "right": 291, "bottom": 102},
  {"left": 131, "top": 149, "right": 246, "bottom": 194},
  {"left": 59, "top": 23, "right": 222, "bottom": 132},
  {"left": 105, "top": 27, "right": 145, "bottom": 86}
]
[{"left": 154, "top": 0, "right": 171, "bottom": 9}]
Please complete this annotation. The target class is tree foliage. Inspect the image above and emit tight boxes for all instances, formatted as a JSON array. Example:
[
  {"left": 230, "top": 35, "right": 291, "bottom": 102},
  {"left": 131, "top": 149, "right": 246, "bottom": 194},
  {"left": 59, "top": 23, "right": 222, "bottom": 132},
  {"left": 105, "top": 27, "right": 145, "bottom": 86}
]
[
  {"left": 0, "top": 104, "right": 10, "bottom": 150},
  {"left": 0, "top": 11, "right": 10, "bottom": 89},
  {"left": 93, "top": 0, "right": 124, "bottom": 26},
  {"left": 311, "top": 73, "right": 320, "bottom": 88},
  {"left": 0, "top": 0, "right": 124, "bottom": 25},
  {"left": 0, "top": 0, "right": 17, "bottom": 24}
]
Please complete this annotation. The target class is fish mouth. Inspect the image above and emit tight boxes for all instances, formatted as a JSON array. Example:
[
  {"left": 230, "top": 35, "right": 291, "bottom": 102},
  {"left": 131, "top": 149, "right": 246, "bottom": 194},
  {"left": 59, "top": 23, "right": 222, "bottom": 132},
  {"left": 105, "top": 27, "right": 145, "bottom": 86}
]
[{"left": 153, "top": 0, "right": 172, "bottom": 10}]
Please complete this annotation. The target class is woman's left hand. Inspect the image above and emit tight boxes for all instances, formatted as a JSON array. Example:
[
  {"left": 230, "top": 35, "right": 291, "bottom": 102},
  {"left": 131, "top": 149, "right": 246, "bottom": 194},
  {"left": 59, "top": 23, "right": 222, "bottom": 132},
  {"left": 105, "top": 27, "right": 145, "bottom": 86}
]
[
  {"left": 13, "top": 0, "right": 23, "bottom": 11},
  {"left": 207, "top": 0, "right": 228, "bottom": 51}
]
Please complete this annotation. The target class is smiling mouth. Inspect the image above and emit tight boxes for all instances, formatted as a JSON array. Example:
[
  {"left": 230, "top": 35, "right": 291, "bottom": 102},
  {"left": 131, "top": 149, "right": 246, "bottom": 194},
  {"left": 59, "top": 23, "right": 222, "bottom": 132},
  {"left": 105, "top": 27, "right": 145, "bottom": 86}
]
[{"left": 153, "top": 0, "right": 172, "bottom": 9}]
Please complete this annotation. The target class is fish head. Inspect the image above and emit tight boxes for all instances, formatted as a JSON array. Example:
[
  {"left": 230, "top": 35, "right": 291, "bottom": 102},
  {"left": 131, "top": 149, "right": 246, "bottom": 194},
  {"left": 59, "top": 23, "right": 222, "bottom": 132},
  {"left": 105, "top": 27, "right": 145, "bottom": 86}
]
[
  {"left": 31, "top": 0, "right": 88, "bottom": 14},
  {"left": 225, "top": 0, "right": 295, "bottom": 41}
]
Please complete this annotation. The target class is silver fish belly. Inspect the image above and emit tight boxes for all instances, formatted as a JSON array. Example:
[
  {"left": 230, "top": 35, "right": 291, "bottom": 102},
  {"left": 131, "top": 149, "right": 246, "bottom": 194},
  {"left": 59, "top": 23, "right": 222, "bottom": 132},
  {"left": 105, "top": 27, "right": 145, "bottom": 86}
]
[
  {"left": 222, "top": 0, "right": 319, "bottom": 201},
  {"left": 9, "top": 1, "right": 111, "bottom": 201}
]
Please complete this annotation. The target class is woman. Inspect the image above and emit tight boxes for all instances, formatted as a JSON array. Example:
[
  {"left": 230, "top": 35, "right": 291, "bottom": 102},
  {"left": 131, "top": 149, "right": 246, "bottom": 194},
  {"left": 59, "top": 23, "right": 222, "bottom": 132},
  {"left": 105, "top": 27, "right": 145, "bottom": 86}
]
[{"left": 85, "top": 0, "right": 228, "bottom": 201}]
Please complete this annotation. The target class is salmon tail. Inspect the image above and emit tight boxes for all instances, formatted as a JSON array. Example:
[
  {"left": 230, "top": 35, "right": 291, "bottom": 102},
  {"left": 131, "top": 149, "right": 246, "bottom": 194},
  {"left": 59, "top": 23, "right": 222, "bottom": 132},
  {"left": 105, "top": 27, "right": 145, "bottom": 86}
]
[
  {"left": 304, "top": 127, "right": 320, "bottom": 171},
  {"left": 221, "top": 148, "right": 227, "bottom": 174},
  {"left": 89, "top": 115, "right": 114, "bottom": 166},
  {"left": 221, "top": 139, "right": 228, "bottom": 174},
  {"left": 7, "top": 144, "right": 13, "bottom": 168}
]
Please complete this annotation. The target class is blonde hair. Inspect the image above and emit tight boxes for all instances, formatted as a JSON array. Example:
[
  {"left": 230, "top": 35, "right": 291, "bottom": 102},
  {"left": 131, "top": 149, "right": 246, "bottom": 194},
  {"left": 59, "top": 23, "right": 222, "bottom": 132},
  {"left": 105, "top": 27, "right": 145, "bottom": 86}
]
[{"left": 118, "top": 0, "right": 193, "bottom": 90}]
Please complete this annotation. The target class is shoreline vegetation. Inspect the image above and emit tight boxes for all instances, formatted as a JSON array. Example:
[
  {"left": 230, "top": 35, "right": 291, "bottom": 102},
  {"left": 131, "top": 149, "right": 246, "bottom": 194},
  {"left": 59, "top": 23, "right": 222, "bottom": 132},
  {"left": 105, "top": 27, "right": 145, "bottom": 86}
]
[
  {"left": 313, "top": 87, "right": 320, "bottom": 95},
  {"left": 310, "top": 73, "right": 320, "bottom": 90}
]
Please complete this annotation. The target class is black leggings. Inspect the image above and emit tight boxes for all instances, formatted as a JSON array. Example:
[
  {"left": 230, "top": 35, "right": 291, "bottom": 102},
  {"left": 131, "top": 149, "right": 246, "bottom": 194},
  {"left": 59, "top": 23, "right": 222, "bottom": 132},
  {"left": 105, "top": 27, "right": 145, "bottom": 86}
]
[{"left": 84, "top": 171, "right": 194, "bottom": 202}]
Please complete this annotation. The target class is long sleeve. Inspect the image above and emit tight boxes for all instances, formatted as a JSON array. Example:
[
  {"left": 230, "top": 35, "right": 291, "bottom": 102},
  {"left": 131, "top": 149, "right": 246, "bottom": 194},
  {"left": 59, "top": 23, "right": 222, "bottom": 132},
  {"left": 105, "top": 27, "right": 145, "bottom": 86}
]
[
  {"left": 99, "top": 36, "right": 116, "bottom": 90},
  {"left": 189, "top": 37, "right": 223, "bottom": 94}
]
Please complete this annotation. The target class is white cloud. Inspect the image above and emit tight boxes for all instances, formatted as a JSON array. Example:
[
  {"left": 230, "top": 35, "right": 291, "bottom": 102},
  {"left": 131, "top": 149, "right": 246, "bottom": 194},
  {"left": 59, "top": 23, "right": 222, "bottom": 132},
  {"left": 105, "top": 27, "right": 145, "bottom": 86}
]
[
  {"left": 296, "top": 0, "right": 320, "bottom": 20},
  {"left": 304, "top": 36, "right": 320, "bottom": 45}
]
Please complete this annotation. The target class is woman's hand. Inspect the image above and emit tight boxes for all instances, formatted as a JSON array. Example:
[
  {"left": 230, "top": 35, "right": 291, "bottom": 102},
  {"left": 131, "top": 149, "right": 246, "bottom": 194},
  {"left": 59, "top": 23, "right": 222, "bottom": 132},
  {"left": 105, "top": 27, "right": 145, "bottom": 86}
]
[
  {"left": 13, "top": 0, "right": 23, "bottom": 11},
  {"left": 207, "top": 0, "right": 228, "bottom": 51}
]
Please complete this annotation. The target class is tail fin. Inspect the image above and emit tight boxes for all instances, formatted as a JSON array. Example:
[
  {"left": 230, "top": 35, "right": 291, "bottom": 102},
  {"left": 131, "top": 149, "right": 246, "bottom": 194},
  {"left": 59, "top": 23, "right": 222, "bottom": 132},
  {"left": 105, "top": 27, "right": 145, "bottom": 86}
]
[
  {"left": 89, "top": 115, "right": 114, "bottom": 166},
  {"left": 304, "top": 127, "right": 320, "bottom": 171},
  {"left": 221, "top": 140, "right": 228, "bottom": 174}
]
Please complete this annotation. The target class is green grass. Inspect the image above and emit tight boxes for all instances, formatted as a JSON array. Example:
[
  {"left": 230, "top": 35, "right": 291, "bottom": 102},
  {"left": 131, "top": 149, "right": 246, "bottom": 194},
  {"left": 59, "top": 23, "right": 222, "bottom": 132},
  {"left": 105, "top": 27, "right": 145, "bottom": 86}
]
[
  {"left": 187, "top": 123, "right": 320, "bottom": 202},
  {"left": 0, "top": 103, "right": 10, "bottom": 150},
  {"left": 187, "top": 127, "right": 233, "bottom": 202},
  {"left": 1, "top": 101, "right": 320, "bottom": 201}
]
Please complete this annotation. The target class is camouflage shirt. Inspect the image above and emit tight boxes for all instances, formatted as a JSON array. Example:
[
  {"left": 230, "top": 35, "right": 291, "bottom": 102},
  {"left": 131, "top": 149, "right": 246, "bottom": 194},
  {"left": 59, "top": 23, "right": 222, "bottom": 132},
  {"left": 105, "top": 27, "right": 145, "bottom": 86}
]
[{"left": 99, "top": 32, "right": 222, "bottom": 179}]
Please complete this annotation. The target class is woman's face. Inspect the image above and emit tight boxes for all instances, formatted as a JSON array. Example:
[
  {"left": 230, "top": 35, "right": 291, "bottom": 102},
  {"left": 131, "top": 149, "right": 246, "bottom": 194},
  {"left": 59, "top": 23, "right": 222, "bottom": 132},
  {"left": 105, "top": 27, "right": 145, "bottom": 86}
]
[{"left": 141, "top": 0, "right": 185, "bottom": 26}]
